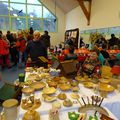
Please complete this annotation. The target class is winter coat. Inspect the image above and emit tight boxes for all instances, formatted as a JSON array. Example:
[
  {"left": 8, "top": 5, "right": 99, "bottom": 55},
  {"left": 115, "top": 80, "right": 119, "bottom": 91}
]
[{"left": 0, "top": 38, "right": 9, "bottom": 55}]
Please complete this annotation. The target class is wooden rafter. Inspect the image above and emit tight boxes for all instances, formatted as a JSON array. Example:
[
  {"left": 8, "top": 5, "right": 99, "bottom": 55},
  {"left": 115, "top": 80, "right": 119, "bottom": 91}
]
[{"left": 77, "top": 0, "right": 92, "bottom": 25}]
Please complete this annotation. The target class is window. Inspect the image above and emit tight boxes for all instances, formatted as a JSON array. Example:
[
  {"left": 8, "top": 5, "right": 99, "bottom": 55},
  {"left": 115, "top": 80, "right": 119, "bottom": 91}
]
[
  {"left": 0, "top": 16, "right": 9, "bottom": 30},
  {"left": 44, "top": 19, "right": 56, "bottom": 32},
  {"left": 28, "top": 18, "right": 42, "bottom": 31},
  {"left": 11, "top": 17, "right": 26, "bottom": 30},
  {"left": 27, "top": 5, "right": 42, "bottom": 18},
  {"left": 27, "top": 0, "right": 41, "bottom": 5},
  {"left": 10, "top": 0, "right": 25, "bottom": 3},
  {"left": 0, "top": 0, "right": 57, "bottom": 32},
  {"left": 0, "top": 2, "right": 9, "bottom": 15},
  {"left": 10, "top": 3, "right": 26, "bottom": 17},
  {"left": 43, "top": 6, "right": 55, "bottom": 19}
]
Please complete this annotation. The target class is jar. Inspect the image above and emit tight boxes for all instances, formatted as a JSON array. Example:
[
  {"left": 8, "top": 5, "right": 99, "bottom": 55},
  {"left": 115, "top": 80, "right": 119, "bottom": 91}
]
[{"left": 2, "top": 99, "right": 18, "bottom": 120}]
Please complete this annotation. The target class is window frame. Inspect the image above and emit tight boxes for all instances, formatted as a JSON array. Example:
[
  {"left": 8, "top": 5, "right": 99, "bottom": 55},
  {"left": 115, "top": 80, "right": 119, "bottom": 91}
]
[{"left": 0, "top": 0, "right": 57, "bottom": 32}]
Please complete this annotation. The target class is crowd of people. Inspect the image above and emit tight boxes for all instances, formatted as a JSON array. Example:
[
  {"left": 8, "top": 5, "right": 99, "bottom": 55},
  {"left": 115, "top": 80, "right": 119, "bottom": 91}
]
[
  {"left": 94, "top": 34, "right": 120, "bottom": 49},
  {"left": 0, "top": 28, "right": 120, "bottom": 75},
  {"left": 0, "top": 28, "right": 51, "bottom": 69}
]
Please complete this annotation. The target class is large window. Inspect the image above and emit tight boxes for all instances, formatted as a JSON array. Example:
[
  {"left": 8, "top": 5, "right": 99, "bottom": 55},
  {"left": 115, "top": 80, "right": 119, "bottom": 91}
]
[{"left": 0, "top": 0, "right": 57, "bottom": 32}]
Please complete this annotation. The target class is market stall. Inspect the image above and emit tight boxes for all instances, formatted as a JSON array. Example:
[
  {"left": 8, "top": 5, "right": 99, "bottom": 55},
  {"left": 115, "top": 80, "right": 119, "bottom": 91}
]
[{"left": 16, "top": 67, "right": 120, "bottom": 120}]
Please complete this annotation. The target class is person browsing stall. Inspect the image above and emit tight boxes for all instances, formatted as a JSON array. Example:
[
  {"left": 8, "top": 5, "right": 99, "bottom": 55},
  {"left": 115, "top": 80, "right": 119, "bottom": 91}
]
[{"left": 25, "top": 30, "right": 48, "bottom": 68}]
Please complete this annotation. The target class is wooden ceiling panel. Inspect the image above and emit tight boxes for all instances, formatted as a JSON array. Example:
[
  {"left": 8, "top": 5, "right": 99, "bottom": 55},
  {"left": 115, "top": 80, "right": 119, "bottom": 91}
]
[{"left": 51, "top": 0, "right": 79, "bottom": 13}]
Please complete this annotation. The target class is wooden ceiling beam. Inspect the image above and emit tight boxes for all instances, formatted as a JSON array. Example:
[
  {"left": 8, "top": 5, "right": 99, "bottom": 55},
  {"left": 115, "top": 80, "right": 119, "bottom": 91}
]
[{"left": 77, "top": 0, "right": 92, "bottom": 25}]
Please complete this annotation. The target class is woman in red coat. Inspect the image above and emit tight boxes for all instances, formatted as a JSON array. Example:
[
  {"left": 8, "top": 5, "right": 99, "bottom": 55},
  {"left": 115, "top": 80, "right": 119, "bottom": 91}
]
[{"left": 0, "top": 34, "right": 11, "bottom": 69}]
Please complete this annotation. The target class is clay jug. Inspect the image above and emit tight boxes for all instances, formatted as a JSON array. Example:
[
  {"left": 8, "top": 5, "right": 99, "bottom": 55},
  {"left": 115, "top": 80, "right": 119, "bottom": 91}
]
[{"left": 2, "top": 99, "right": 18, "bottom": 120}]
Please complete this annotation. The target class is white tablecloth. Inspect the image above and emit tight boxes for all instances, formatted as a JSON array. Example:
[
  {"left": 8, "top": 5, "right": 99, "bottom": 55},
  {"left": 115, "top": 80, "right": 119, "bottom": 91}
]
[{"left": 17, "top": 72, "right": 120, "bottom": 120}]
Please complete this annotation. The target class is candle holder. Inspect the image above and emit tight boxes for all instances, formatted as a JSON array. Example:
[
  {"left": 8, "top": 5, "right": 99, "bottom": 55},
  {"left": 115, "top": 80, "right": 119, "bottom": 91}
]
[{"left": 78, "top": 96, "right": 109, "bottom": 117}]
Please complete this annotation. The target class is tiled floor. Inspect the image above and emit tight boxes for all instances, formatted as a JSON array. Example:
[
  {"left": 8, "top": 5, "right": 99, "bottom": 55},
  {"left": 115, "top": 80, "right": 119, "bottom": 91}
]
[{"left": 0, "top": 65, "right": 24, "bottom": 86}]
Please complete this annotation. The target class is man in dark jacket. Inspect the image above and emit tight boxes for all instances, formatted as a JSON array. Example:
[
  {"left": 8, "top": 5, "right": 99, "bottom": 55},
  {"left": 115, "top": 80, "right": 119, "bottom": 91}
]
[
  {"left": 25, "top": 30, "right": 48, "bottom": 68},
  {"left": 41, "top": 31, "right": 50, "bottom": 48},
  {"left": 108, "top": 34, "right": 119, "bottom": 49}
]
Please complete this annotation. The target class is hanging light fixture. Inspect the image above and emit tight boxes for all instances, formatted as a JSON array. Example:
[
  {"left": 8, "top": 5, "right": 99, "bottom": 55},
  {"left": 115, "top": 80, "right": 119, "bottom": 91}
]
[{"left": 54, "top": 0, "right": 57, "bottom": 22}]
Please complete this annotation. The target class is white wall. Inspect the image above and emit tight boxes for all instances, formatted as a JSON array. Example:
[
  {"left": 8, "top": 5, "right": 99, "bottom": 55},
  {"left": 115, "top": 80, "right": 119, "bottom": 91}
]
[
  {"left": 66, "top": 0, "right": 120, "bottom": 43},
  {"left": 41, "top": 0, "right": 66, "bottom": 46}
]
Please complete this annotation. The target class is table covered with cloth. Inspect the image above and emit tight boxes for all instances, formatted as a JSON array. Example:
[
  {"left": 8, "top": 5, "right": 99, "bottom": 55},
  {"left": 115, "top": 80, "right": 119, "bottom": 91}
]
[{"left": 17, "top": 72, "right": 120, "bottom": 120}]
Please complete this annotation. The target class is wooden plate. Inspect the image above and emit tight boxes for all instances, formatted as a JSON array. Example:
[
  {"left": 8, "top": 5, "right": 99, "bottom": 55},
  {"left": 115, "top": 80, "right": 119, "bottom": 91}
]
[
  {"left": 83, "top": 82, "right": 95, "bottom": 88},
  {"left": 57, "top": 93, "right": 67, "bottom": 100},
  {"left": 28, "top": 74, "right": 41, "bottom": 81},
  {"left": 75, "top": 76, "right": 86, "bottom": 82},
  {"left": 42, "top": 94, "right": 56, "bottom": 102},
  {"left": 22, "top": 110, "right": 40, "bottom": 120},
  {"left": 21, "top": 101, "right": 41, "bottom": 110},
  {"left": 59, "top": 84, "right": 71, "bottom": 91},
  {"left": 99, "top": 83, "right": 115, "bottom": 92},
  {"left": 42, "top": 87, "right": 56, "bottom": 95},
  {"left": 22, "top": 87, "right": 34, "bottom": 95},
  {"left": 71, "top": 93, "right": 80, "bottom": 99},
  {"left": 99, "top": 78, "right": 111, "bottom": 84},
  {"left": 63, "top": 99, "right": 73, "bottom": 107},
  {"left": 30, "top": 82, "right": 46, "bottom": 90}
]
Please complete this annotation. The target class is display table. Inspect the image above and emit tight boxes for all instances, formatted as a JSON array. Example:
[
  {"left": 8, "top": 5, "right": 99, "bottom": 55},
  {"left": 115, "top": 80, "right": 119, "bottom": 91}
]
[{"left": 17, "top": 72, "right": 120, "bottom": 120}]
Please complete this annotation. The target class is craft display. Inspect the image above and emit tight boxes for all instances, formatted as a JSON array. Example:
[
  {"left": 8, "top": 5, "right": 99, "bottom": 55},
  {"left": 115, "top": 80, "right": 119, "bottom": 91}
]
[
  {"left": 99, "top": 78, "right": 111, "bottom": 84},
  {"left": 30, "top": 82, "right": 46, "bottom": 90},
  {"left": 100, "top": 113, "right": 114, "bottom": 120},
  {"left": 2, "top": 99, "right": 18, "bottom": 120},
  {"left": 37, "top": 67, "right": 49, "bottom": 73},
  {"left": 63, "top": 99, "right": 73, "bottom": 107},
  {"left": 48, "top": 81, "right": 58, "bottom": 88},
  {"left": 68, "top": 112, "right": 79, "bottom": 120},
  {"left": 75, "top": 76, "right": 87, "bottom": 82},
  {"left": 78, "top": 96, "right": 109, "bottom": 117},
  {"left": 99, "top": 83, "right": 115, "bottom": 92},
  {"left": 18, "top": 67, "right": 119, "bottom": 120},
  {"left": 83, "top": 82, "right": 95, "bottom": 88},
  {"left": 57, "top": 92, "right": 67, "bottom": 100},
  {"left": 21, "top": 95, "right": 41, "bottom": 110},
  {"left": 42, "top": 94, "right": 56, "bottom": 102},
  {"left": 42, "top": 87, "right": 57, "bottom": 95},
  {"left": 88, "top": 115, "right": 98, "bottom": 120},
  {"left": 59, "top": 84, "right": 71, "bottom": 91},
  {"left": 27, "top": 73, "right": 41, "bottom": 81},
  {"left": 22, "top": 109, "right": 40, "bottom": 120},
  {"left": 49, "top": 108, "right": 60, "bottom": 120},
  {"left": 22, "top": 87, "right": 34, "bottom": 95},
  {"left": 70, "top": 80, "right": 79, "bottom": 87},
  {"left": 71, "top": 93, "right": 80, "bottom": 99},
  {"left": 25, "top": 67, "right": 34, "bottom": 72},
  {"left": 52, "top": 101, "right": 61, "bottom": 109},
  {"left": 58, "top": 77, "right": 68, "bottom": 84},
  {"left": 68, "top": 112, "right": 86, "bottom": 120},
  {"left": 71, "top": 86, "right": 79, "bottom": 92}
]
